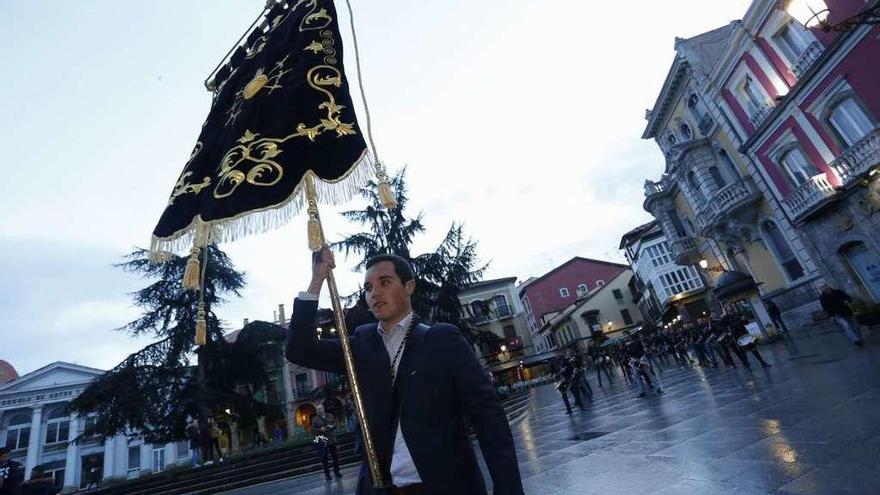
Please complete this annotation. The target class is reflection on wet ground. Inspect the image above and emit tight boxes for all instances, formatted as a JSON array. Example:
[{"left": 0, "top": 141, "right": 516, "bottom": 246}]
[{"left": 222, "top": 328, "right": 880, "bottom": 495}]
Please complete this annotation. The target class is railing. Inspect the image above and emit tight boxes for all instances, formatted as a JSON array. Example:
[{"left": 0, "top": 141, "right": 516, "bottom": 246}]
[
  {"left": 749, "top": 103, "right": 775, "bottom": 127},
  {"left": 644, "top": 180, "right": 666, "bottom": 197},
  {"left": 793, "top": 42, "right": 823, "bottom": 78},
  {"left": 694, "top": 178, "right": 759, "bottom": 230},
  {"left": 670, "top": 237, "right": 700, "bottom": 264},
  {"left": 782, "top": 174, "right": 836, "bottom": 221},
  {"left": 832, "top": 128, "right": 880, "bottom": 186},
  {"left": 698, "top": 113, "right": 715, "bottom": 135},
  {"left": 11, "top": 448, "right": 27, "bottom": 459},
  {"left": 42, "top": 441, "right": 68, "bottom": 455}
]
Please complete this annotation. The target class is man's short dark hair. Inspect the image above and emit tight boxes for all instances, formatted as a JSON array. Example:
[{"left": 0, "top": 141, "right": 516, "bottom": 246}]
[{"left": 365, "top": 254, "right": 415, "bottom": 283}]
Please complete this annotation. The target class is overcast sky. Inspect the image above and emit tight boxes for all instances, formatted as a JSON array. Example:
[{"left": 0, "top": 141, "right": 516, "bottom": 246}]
[{"left": 0, "top": 0, "right": 752, "bottom": 376}]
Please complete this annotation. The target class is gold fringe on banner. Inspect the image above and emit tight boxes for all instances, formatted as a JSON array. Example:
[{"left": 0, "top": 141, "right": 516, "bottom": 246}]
[
  {"left": 149, "top": 151, "right": 375, "bottom": 259},
  {"left": 182, "top": 246, "right": 202, "bottom": 290},
  {"left": 374, "top": 163, "right": 397, "bottom": 210},
  {"left": 305, "top": 173, "right": 325, "bottom": 251}
]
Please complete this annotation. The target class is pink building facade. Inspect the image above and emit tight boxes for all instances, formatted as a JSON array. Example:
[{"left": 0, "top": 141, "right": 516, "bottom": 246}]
[
  {"left": 518, "top": 257, "right": 628, "bottom": 335},
  {"left": 731, "top": 0, "right": 880, "bottom": 303}
]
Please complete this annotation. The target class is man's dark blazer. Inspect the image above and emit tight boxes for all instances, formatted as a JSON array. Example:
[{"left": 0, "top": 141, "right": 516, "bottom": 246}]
[{"left": 286, "top": 298, "right": 524, "bottom": 495}]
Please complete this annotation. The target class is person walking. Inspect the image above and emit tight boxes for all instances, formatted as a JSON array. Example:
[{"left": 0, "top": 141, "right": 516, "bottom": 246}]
[
  {"left": 722, "top": 305, "right": 771, "bottom": 370},
  {"left": 764, "top": 300, "right": 788, "bottom": 335},
  {"left": 708, "top": 315, "right": 736, "bottom": 368},
  {"left": 312, "top": 404, "right": 343, "bottom": 481},
  {"left": 287, "top": 248, "right": 523, "bottom": 495},
  {"left": 819, "top": 285, "right": 864, "bottom": 346},
  {"left": 186, "top": 418, "right": 202, "bottom": 467},
  {"left": 593, "top": 351, "right": 613, "bottom": 387},
  {"left": 0, "top": 447, "right": 23, "bottom": 495}
]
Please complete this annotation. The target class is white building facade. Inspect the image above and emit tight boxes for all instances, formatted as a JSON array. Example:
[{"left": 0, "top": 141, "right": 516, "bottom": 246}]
[{"left": 0, "top": 362, "right": 191, "bottom": 492}]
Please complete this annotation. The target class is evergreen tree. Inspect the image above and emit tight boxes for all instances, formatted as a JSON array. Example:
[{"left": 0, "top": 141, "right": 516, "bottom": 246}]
[
  {"left": 333, "top": 168, "right": 489, "bottom": 344},
  {"left": 70, "top": 247, "right": 280, "bottom": 444}
]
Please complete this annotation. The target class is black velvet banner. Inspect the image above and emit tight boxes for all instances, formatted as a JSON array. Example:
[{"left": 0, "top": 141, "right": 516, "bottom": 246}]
[{"left": 153, "top": 0, "right": 368, "bottom": 245}]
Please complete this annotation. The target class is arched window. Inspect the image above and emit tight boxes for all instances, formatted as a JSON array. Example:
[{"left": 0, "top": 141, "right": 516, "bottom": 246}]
[
  {"left": 717, "top": 150, "right": 739, "bottom": 180},
  {"left": 470, "top": 301, "right": 489, "bottom": 321},
  {"left": 4, "top": 414, "right": 31, "bottom": 451},
  {"left": 45, "top": 406, "right": 70, "bottom": 445},
  {"left": 761, "top": 220, "right": 804, "bottom": 281},
  {"left": 687, "top": 171, "right": 706, "bottom": 203},
  {"left": 684, "top": 218, "right": 696, "bottom": 237},
  {"left": 680, "top": 123, "right": 693, "bottom": 141},
  {"left": 773, "top": 22, "right": 810, "bottom": 64},
  {"left": 826, "top": 97, "right": 874, "bottom": 148},
  {"left": 779, "top": 148, "right": 816, "bottom": 186},
  {"left": 687, "top": 94, "right": 703, "bottom": 119},
  {"left": 493, "top": 294, "right": 511, "bottom": 317},
  {"left": 667, "top": 133, "right": 677, "bottom": 146},
  {"left": 709, "top": 166, "right": 726, "bottom": 188}
]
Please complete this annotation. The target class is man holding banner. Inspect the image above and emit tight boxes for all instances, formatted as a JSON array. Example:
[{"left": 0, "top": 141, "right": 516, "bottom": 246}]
[{"left": 288, "top": 247, "right": 524, "bottom": 495}]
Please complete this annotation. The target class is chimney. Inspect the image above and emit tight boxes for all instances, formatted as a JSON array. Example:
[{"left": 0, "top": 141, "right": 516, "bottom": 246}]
[
  {"left": 243, "top": 318, "right": 250, "bottom": 326},
  {"left": 278, "top": 304, "right": 287, "bottom": 326}
]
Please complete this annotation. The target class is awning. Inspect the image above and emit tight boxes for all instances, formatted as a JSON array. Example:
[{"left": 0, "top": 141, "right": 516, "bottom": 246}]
[{"left": 488, "top": 350, "right": 560, "bottom": 373}]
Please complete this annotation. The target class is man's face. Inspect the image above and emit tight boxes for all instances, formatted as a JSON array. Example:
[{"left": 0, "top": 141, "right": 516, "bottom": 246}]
[{"left": 364, "top": 261, "right": 415, "bottom": 324}]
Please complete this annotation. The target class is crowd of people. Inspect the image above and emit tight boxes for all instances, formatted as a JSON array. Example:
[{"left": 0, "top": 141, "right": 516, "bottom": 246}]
[{"left": 553, "top": 303, "right": 778, "bottom": 410}]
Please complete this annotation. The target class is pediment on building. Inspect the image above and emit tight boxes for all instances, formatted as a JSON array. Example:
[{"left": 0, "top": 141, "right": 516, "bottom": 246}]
[{"left": 0, "top": 362, "right": 105, "bottom": 394}]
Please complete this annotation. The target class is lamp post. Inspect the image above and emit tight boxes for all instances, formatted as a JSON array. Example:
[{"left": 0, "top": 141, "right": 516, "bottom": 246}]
[
  {"left": 699, "top": 259, "right": 726, "bottom": 273},
  {"left": 787, "top": 0, "right": 880, "bottom": 32}
]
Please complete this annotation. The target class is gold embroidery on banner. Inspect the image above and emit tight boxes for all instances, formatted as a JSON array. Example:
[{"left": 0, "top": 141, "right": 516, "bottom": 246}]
[
  {"left": 300, "top": 1, "right": 333, "bottom": 32},
  {"left": 169, "top": 142, "right": 212, "bottom": 205},
  {"left": 227, "top": 56, "right": 293, "bottom": 125},
  {"left": 213, "top": 65, "right": 357, "bottom": 199}
]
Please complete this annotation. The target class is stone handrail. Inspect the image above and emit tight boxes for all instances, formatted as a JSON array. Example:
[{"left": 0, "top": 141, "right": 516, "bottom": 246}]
[
  {"left": 694, "top": 179, "right": 757, "bottom": 231},
  {"left": 749, "top": 103, "right": 775, "bottom": 127},
  {"left": 782, "top": 174, "right": 836, "bottom": 220},
  {"left": 793, "top": 41, "right": 823, "bottom": 78},
  {"left": 42, "top": 441, "right": 68, "bottom": 454},
  {"left": 831, "top": 128, "right": 880, "bottom": 186}
]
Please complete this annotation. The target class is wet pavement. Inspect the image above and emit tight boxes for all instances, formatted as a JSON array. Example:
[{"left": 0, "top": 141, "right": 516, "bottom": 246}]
[{"left": 220, "top": 327, "right": 880, "bottom": 495}]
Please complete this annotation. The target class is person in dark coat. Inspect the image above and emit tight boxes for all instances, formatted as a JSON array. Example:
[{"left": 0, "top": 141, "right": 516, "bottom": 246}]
[
  {"left": 312, "top": 404, "right": 342, "bottom": 481},
  {"left": 18, "top": 467, "right": 59, "bottom": 495},
  {"left": 722, "top": 304, "right": 771, "bottom": 370},
  {"left": 819, "top": 285, "right": 864, "bottom": 345},
  {"left": 764, "top": 300, "right": 788, "bottom": 334},
  {"left": 0, "top": 447, "right": 23, "bottom": 495},
  {"left": 186, "top": 418, "right": 202, "bottom": 467},
  {"left": 287, "top": 248, "right": 523, "bottom": 495}
]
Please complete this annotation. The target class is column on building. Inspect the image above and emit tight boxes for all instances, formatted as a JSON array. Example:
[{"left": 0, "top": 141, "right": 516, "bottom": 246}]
[
  {"left": 24, "top": 405, "right": 43, "bottom": 479},
  {"left": 63, "top": 413, "right": 80, "bottom": 488},
  {"left": 102, "top": 435, "right": 117, "bottom": 480}
]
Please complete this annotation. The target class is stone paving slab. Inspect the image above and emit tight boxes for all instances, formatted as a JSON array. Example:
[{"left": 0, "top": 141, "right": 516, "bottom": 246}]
[{"left": 217, "top": 329, "right": 880, "bottom": 495}]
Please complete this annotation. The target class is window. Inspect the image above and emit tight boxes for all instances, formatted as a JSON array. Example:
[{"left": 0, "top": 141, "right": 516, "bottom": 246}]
[
  {"left": 44, "top": 408, "right": 69, "bottom": 445},
  {"left": 559, "top": 288, "right": 569, "bottom": 297},
  {"left": 577, "top": 283, "right": 588, "bottom": 295},
  {"left": 779, "top": 148, "right": 816, "bottom": 186},
  {"left": 153, "top": 447, "right": 167, "bottom": 472},
  {"left": 620, "top": 309, "right": 634, "bottom": 325},
  {"left": 4, "top": 415, "right": 30, "bottom": 451},
  {"left": 680, "top": 123, "right": 693, "bottom": 140},
  {"left": 612, "top": 289, "right": 624, "bottom": 300},
  {"left": 687, "top": 171, "right": 706, "bottom": 203},
  {"left": 773, "top": 23, "right": 809, "bottom": 64},
  {"left": 667, "top": 209, "right": 687, "bottom": 238},
  {"left": 646, "top": 242, "right": 672, "bottom": 267},
  {"left": 659, "top": 266, "right": 703, "bottom": 299},
  {"left": 503, "top": 325, "right": 517, "bottom": 341},
  {"left": 761, "top": 220, "right": 804, "bottom": 281},
  {"left": 595, "top": 280, "right": 605, "bottom": 287},
  {"left": 709, "top": 166, "right": 726, "bottom": 188},
  {"left": 470, "top": 300, "right": 490, "bottom": 321},
  {"left": 687, "top": 94, "right": 705, "bottom": 120},
  {"left": 717, "top": 150, "right": 739, "bottom": 181},
  {"left": 175, "top": 441, "right": 189, "bottom": 459},
  {"left": 493, "top": 295, "right": 511, "bottom": 317},
  {"left": 127, "top": 445, "right": 141, "bottom": 472},
  {"left": 742, "top": 75, "right": 768, "bottom": 114},
  {"left": 827, "top": 97, "right": 874, "bottom": 148},
  {"left": 667, "top": 133, "right": 677, "bottom": 146}
]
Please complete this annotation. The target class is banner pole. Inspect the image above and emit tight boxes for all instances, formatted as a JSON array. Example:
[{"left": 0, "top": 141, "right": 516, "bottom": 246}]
[{"left": 305, "top": 174, "right": 387, "bottom": 488}]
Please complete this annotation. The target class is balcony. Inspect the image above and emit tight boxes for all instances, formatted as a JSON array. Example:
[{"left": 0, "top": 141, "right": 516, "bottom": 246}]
[
  {"left": 831, "top": 128, "right": 880, "bottom": 187},
  {"left": 782, "top": 174, "right": 837, "bottom": 221},
  {"left": 749, "top": 103, "right": 774, "bottom": 128},
  {"left": 793, "top": 42, "right": 823, "bottom": 78},
  {"left": 698, "top": 113, "right": 715, "bottom": 136},
  {"left": 42, "top": 441, "right": 68, "bottom": 455},
  {"left": 11, "top": 448, "right": 27, "bottom": 459},
  {"left": 694, "top": 178, "right": 761, "bottom": 231},
  {"left": 670, "top": 237, "right": 701, "bottom": 264}
]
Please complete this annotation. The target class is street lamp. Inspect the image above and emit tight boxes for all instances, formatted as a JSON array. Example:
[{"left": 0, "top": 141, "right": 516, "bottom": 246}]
[
  {"left": 698, "top": 259, "right": 726, "bottom": 273},
  {"left": 500, "top": 345, "right": 508, "bottom": 353},
  {"left": 787, "top": 0, "right": 880, "bottom": 32}
]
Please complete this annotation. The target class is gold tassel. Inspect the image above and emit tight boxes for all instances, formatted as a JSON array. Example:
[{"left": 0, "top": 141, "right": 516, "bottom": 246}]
[
  {"left": 377, "top": 180, "right": 397, "bottom": 210},
  {"left": 307, "top": 218, "right": 323, "bottom": 252},
  {"left": 182, "top": 246, "right": 202, "bottom": 290},
  {"left": 195, "top": 302, "right": 207, "bottom": 346}
]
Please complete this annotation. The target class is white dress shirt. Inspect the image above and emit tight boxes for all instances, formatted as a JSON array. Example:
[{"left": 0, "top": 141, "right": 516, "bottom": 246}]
[{"left": 296, "top": 294, "right": 422, "bottom": 486}]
